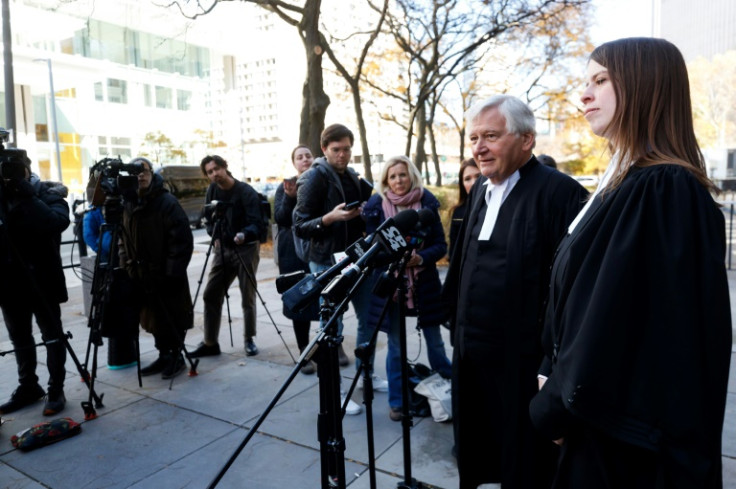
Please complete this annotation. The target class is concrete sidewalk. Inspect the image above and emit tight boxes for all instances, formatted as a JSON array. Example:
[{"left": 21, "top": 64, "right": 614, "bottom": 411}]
[
  {"left": 0, "top": 237, "right": 460, "bottom": 488},
  {"left": 1, "top": 234, "right": 735, "bottom": 488}
]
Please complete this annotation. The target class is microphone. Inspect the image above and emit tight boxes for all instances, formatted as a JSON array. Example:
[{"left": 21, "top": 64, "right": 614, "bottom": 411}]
[
  {"left": 282, "top": 209, "right": 419, "bottom": 312},
  {"left": 321, "top": 210, "right": 419, "bottom": 303}
]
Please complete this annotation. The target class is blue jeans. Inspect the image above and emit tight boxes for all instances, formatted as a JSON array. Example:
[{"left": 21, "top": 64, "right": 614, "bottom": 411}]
[
  {"left": 309, "top": 261, "right": 376, "bottom": 374},
  {"left": 385, "top": 302, "right": 452, "bottom": 409}
]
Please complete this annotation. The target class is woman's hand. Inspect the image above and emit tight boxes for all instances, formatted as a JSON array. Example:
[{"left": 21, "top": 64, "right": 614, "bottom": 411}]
[
  {"left": 283, "top": 179, "right": 297, "bottom": 198},
  {"left": 406, "top": 253, "right": 423, "bottom": 268}
]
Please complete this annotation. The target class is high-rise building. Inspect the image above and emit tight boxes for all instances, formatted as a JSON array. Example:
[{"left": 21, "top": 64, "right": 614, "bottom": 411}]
[{"left": 657, "top": 0, "right": 736, "bottom": 61}]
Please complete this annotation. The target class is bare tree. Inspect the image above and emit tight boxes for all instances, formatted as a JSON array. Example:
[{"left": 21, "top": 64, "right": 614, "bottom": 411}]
[{"left": 369, "top": 0, "right": 592, "bottom": 178}]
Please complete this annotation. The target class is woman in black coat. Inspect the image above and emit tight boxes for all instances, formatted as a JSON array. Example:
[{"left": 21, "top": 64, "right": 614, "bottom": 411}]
[
  {"left": 362, "top": 155, "right": 452, "bottom": 421},
  {"left": 274, "top": 145, "right": 317, "bottom": 374},
  {"left": 529, "top": 38, "right": 731, "bottom": 488},
  {"left": 448, "top": 158, "right": 479, "bottom": 262}
]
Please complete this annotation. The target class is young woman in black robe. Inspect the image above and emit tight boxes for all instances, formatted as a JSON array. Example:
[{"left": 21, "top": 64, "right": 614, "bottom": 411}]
[{"left": 530, "top": 37, "right": 732, "bottom": 488}]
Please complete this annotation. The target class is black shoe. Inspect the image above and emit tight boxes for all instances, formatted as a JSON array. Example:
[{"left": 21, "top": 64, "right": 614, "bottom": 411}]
[
  {"left": 43, "top": 390, "right": 66, "bottom": 416},
  {"left": 300, "top": 360, "right": 317, "bottom": 375},
  {"left": 161, "top": 353, "right": 185, "bottom": 379},
  {"left": 140, "top": 355, "right": 169, "bottom": 376},
  {"left": 245, "top": 338, "right": 259, "bottom": 356},
  {"left": 337, "top": 345, "right": 349, "bottom": 367},
  {"left": 0, "top": 383, "right": 45, "bottom": 414},
  {"left": 190, "top": 342, "right": 221, "bottom": 358}
]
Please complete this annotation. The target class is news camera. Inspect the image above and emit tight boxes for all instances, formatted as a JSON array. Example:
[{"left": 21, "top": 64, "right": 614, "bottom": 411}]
[
  {"left": 94, "top": 157, "right": 144, "bottom": 198},
  {"left": 202, "top": 200, "right": 233, "bottom": 223},
  {"left": 0, "top": 129, "right": 31, "bottom": 183}
]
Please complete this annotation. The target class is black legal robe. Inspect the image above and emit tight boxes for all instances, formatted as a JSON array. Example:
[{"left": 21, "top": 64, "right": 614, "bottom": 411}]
[
  {"left": 443, "top": 157, "right": 588, "bottom": 489},
  {"left": 530, "top": 164, "right": 731, "bottom": 488}
]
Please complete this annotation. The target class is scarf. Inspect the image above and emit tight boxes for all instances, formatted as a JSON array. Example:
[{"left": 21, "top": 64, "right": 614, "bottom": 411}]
[{"left": 381, "top": 187, "right": 424, "bottom": 309}]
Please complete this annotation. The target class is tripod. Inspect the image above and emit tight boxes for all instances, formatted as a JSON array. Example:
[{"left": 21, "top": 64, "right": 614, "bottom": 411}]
[{"left": 192, "top": 212, "right": 296, "bottom": 362}]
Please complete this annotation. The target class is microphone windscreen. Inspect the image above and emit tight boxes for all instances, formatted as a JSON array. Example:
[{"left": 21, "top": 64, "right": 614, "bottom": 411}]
[
  {"left": 416, "top": 208, "right": 435, "bottom": 226},
  {"left": 391, "top": 208, "right": 419, "bottom": 233}
]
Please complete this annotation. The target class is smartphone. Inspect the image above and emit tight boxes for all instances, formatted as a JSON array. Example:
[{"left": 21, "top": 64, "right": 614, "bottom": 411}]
[{"left": 344, "top": 201, "right": 360, "bottom": 211}]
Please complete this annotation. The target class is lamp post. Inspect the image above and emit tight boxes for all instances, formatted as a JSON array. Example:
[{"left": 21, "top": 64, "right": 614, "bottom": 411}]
[{"left": 34, "top": 58, "right": 62, "bottom": 182}]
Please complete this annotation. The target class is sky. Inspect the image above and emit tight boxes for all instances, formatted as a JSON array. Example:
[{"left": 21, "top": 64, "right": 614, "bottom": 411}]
[{"left": 589, "top": 0, "right": 655, "bottom": 46}]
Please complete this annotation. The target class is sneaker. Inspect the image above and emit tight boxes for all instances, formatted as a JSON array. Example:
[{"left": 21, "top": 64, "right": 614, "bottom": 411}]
[
  {"left": 0, "top": 383, "right": 45, "bottom": 414},
  {"left": 190, "top": 342, "right": 221, "bottom": 358},
  {"left": 43, "top": 390, "right": 66, "bottom": 416},
  {"left": 340, "top": 391, "right": 362, "bottom": 416},
  {"left": 140, "top": 355, "right": 168, "bottom": 376},
  {"left": 300, "top": 360, "right": 317, "bottom": 375},
  {"left": 245, "top": 338, "right": 259, "bottom": 356},
  {"left": 161, "top": 354, "right": 185, "bottom": 379},
  {"left": 389, "top": 406, "right": 402, "bottom": 422},
  {"left": 337, "top": 344, "right": 349, "bottom": 367},
  {"left": 356, "top": 374, "right": 389, "bottom": 393}
]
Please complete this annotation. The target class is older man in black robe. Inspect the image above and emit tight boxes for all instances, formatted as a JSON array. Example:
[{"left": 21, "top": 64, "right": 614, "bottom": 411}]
[{"left": 443, "top": 95, "right": 588, "bottom": 489}]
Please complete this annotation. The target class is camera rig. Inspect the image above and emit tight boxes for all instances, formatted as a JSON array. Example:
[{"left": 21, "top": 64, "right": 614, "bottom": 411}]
[{"left": 0, "top": 128, "right": 31, "bottom": 182}]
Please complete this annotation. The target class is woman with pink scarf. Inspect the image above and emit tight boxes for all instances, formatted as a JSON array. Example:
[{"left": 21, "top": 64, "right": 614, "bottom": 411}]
[{"left": 362, "top": 155, "right": 452, "bottom": 421}]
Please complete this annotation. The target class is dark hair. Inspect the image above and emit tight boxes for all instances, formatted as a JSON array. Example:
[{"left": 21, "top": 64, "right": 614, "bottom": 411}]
[
  {"left": 291, "top": 144, "right": 312, "bottom": 163},
  {"left": 320, "top": 124, "right": 354, "bottom": 149},
  {"left": 200, "top": 154, "right": 227, "bottom": 176},
  {"left": 590, "top": 37, "right": 715, "bottom": 192},
  {"left": 451, "top": 158, "right": 479, "bottom": 215},
  {"left": 537, "top": 154, "right": 557, "bottom": 169}
]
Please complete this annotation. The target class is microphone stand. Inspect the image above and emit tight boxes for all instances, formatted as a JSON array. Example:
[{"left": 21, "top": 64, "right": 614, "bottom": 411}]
[
  {"left": 395, "top": 249, "right": 426, "bottom": 489},
  {"left": 207, "top": 264, "right": 369, "bottom": 489}
]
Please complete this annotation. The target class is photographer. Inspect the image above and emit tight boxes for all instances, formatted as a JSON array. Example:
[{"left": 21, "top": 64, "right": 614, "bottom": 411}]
[
  {"left": 118, "top": 157, "right": 194, "bottom": 379},
  {"left": 0, "top": 153, "right": 70, "bottom": 416},
  {"left": 190, "top": 155, "right": 264, "bottom": 358}
]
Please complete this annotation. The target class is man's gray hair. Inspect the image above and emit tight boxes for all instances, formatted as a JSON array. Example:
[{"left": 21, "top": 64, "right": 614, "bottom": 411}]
[{"left": 465, "top": 95, "right": 536, "bottom": 137}]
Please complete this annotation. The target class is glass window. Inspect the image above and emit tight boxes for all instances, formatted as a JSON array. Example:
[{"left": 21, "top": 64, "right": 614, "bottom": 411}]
[
  {"left": 155, "top": 86, "right": 172, "bottom": 109},
  {"left": 177, "top": 90, "right": 192, "bottom": 111},
  {"left": 94, "top": 82, "right": 104, "bottom": 102},
  {"left": 143, "top": 84, "right": 153, "bottom": 107},
  {"left": 107, "top": 79, "right": 127, "bottom": 104}
]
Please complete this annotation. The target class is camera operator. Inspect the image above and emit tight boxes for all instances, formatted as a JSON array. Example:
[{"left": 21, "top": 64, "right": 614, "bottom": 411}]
[
  {"left": 190, "top": 155, "right": 264, "bottom": 358},
  {"left": 0, "top": 154, "right": 70, "bottom": 416},
  {"left": 118, "top": 157, "right": 194, "bottom": 379}
]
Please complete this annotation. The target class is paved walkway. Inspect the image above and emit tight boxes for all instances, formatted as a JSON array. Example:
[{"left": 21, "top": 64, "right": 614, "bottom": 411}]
[{"left": 0, "top": 233, "right": 735, "bottom": 488}]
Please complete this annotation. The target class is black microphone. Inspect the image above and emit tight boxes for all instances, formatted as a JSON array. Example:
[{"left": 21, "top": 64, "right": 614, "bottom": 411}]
[
  {"left": 282, "top": 209, "right": 419, "bottom": 312},
  {"left": 321, "top": 210, "right": 419, "bottom": 303}
]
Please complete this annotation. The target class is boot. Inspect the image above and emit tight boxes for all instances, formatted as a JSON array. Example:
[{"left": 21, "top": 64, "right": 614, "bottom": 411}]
[
  {"left": 140, "top": 352, "right": 170, "bottom": 376},
  {"left": 161, "top": 352, "right": 185, "bottom": 379},
  {"left": 337, "top": 344, "right": 349, "bottom": 367},
  {"left": 0, "top": 383, "right": 45, "bottom": 414}
]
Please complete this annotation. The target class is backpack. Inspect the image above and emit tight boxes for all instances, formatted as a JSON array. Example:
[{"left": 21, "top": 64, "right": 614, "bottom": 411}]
[{"left": 257, "top": 192, "right": 271, "bottom": 244}]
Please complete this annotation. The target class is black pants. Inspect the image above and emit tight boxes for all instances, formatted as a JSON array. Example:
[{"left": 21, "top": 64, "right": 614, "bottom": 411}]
[{"left": 1, "top": 294, "right": 66, "bottom": 392}]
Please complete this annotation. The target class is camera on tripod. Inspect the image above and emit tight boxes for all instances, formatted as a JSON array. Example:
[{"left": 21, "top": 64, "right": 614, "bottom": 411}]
[
  {"left": 0, "top": 128, "right": 31, "bottom": 184},
  {"left": 203, "top": 200, "right": 233, "bottom": 222},
  {"left": 94, "top": 157, "right": 144, "bottom": 198}
]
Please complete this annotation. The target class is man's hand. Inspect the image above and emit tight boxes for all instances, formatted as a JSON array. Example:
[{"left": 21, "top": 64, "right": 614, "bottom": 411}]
[
  {"left": 233, "top": 232, "right": 245, "bottom": 245},
  {"left": 321, "top": 202, "right": 361, "bottom": 226}
]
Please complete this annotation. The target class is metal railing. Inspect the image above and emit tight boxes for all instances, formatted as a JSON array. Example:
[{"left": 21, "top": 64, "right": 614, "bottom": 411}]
[{"left": 719, "top": 201, "right": 735, "bottom": 270}]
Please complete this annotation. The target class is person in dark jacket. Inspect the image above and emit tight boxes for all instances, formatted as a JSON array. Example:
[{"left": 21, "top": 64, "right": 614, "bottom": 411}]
[
  {"left": 190, "top": 155, "right": 264, "bottom": 358},
  {"left": 529, "top": 37, "right": 731, "bottom": 489},
  {"left": 448, "top": 158, "right": 480, "bottom": 261},
  {"left": 292, "top": 124, "right": 380, "bottom": 416},
  {"left": 274, "top": 144, "right": 317, "bottom": 374},
  {"left": 0, "top": 157, "right": 70, "bottom": 416},
  {"left": 363, "top": 155, "right": 452, "bottom": 422},
  {"left": 443, "top": 95, "right": 588, "bottom": 489},
  {"left": 119, "top": 156, "right": 194, "bottom": 379}
]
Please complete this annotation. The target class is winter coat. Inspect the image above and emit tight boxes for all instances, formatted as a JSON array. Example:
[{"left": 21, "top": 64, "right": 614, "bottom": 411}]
[
  {"left": 362, "top": 189, "right": 447, "bottom": 330},
  {"left": 120, "top": 173, "right": 194, "bottom": 334},
  {"left": 1, "top": 175, "right": 70, "bottom": 304}
]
